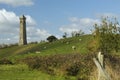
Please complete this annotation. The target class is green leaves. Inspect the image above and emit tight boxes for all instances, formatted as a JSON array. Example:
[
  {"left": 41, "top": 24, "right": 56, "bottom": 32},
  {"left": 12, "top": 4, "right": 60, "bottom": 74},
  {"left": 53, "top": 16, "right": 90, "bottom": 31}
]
[{"left": 93, "top": 17, "right": 120, "bottom": 54}]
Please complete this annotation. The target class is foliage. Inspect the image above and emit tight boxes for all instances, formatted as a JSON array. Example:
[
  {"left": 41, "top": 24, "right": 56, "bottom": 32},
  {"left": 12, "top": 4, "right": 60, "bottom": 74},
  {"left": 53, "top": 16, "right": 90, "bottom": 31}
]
[
  {"left": 0, "top": 58, "right": 13, "bottom": 65},
  {"left": 71, "top": 30, "right": 84, "bottom": 37},
  {"left": 66, "top": 62, "right": 80, "bottom": 76},
  {"left": 92, "top": 17, "right": 120, "bottom": 54},
  {"left": 21, "top": 57, "right": 41, "bottom": 69},
  {"left": 0, "top": 34, "right": 119, "bottom": 79},
  {"left": 63, "top": 32, "right": 68, "bottom": 39},
  {"left": 105, "top": 54, "right": 120, "bottom": 70},
  {"left": 47, "top": 35, "right": 58, "bottom": 42},
  {"left": 20, "top": 53, "right": 95, "bottom": 79},
  {"left": 0, "top": 54, "right": 119, "bottom": 80}
]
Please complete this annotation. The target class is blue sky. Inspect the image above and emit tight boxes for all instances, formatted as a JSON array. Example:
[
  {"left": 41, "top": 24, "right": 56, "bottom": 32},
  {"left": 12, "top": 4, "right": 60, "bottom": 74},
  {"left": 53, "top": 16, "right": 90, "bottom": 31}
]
[{"left": 0, "top": 0, "right": 120, "bottom": 44}]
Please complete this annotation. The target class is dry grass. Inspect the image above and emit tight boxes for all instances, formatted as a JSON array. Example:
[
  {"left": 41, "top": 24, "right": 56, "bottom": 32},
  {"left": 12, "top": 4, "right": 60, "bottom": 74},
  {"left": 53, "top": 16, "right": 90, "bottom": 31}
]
[
  {"left": 90, "top": 54, "right": 120, "bottom": 80},
  {"left": 105, "top": 54, "right": 120, "bottom": 80}
]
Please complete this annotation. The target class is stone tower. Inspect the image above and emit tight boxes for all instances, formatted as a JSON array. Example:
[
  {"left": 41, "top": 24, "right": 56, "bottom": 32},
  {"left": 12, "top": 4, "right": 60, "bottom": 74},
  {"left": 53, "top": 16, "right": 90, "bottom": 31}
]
[{"left": 19, "top": 15, "right": 27, "bottom": 45}]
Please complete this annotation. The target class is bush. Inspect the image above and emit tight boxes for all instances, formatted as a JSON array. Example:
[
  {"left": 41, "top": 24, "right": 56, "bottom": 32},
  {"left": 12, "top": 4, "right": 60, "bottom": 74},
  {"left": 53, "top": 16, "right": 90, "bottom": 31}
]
[
  {"left": 47, "top": 35, "right": 58, "bottom": 42},
  {"left": 19, "top": 53, "right": 95, "bottom": 77},
  {"left": 66, "top": 62, "right": 80, "bottom": 76},
  {"left": 0, "top": 58, "right": 13, "bottom": 65},
  {"left": 92, "top": 18, "right": 120, "bottom": 54},
  {"left": 20, "top": 57, "right": 41, "bottom": 69}
]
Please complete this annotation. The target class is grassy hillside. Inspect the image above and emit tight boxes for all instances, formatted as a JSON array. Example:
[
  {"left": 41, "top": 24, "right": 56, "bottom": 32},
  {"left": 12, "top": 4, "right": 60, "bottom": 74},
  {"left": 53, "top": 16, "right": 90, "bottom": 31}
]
[
  {"left": 0, "top": 35, "right": 92, "bottom": 60},
  {"left": 0, "top": 35, "right": 93, "bottom": 80},
  {"left": 0, "top": 35, "right": 119, "bottom": 80}
]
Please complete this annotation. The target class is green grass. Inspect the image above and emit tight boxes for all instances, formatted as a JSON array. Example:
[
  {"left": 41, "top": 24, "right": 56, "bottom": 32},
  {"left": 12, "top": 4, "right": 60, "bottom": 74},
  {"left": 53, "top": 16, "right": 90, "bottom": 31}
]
[
  {"left": 0, "top": 35, "right": 92, "bottom": 80},
  {"left": 0, "top": 35, "right": 92, "bottom": 61},
  {"left": 0, "top": 35, "right": 119, "bottom": 80},
  {"left": 0, "top": 64, "right": 76, "bottom": 80},
  {"left": 0, "top": 44, "right": 37, "bottom": 58}
]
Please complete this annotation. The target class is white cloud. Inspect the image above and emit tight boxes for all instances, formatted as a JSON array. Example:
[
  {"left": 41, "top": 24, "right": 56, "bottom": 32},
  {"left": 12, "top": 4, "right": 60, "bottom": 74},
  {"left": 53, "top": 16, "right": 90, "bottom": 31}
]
[
  {"left": 69, "top": 17, "right": 79, "bottom": 23},
  {"left": 0, "top": 9, "right": 19, "bottom": 34},
  {"left": 27, "top": 27, "right": 51, "bottom": 42},
  {"left": 0, "top": 9, "right": 50, "bottom": 44},
  {"left": 59, "top": 17, "right": 100, "bottom": 34},
  {"left": 0, "top": 0, "right": 34, "bottom": 6}
]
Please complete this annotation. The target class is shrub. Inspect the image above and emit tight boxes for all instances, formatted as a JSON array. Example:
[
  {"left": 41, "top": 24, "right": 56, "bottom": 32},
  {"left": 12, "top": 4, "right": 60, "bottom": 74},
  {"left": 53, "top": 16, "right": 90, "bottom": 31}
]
[
  {"left": 92, "top": 18, "right": 120, "bottom": 54},
  {"left": 20, "top": 57, "right": 41, "bottom": 69},
  {"left": 47, "top": 35, "right": 58, "bottom": 42},
  {"left": 66, "top": 62, "right": 80, "bottom": 76},
  {"left": 19, "top": 54, "right": 95, "bottom": 78},
  {"left": 0, "top": 58, "right": 13, "bottom": 65}
]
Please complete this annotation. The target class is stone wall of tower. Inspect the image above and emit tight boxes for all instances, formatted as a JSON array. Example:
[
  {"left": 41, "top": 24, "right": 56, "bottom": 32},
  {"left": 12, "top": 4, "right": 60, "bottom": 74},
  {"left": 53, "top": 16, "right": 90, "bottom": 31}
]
[{"left": 19, "top": 15, "right": 27, "bottom": 45}]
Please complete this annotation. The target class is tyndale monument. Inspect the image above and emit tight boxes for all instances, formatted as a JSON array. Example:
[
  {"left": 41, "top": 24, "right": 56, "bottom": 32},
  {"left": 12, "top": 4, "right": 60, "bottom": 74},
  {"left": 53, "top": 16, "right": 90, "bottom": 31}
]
[{"left": 19, "top": 15, "right": 27, "bottom": 45}]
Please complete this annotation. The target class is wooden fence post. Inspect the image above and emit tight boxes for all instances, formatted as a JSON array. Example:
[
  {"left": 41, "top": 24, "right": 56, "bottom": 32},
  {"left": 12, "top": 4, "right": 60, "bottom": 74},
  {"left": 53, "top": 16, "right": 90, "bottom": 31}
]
[{"left": 93, "top": 52, "right": 111, "bottom": 80}]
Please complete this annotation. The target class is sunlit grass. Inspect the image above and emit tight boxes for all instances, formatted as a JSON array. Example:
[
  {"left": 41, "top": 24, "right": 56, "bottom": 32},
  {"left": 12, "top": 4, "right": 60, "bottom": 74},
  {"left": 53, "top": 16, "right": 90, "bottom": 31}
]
[
  {"left": 0, "top": 64, "right": 76, "bottom": 80},
  {"left": 0, "top": 35, "right": 92, "bottom": 61}
]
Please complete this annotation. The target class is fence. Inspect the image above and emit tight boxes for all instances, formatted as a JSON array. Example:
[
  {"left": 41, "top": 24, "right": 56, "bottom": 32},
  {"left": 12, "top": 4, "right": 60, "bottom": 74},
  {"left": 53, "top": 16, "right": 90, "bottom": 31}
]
[{"left": 93, "top": 52, "right": 111, "bottom": 80}]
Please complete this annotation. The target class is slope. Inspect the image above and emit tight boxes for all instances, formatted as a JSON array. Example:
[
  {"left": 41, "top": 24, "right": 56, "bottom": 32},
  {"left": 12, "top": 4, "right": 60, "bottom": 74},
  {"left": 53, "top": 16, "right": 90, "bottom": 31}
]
[{"left": 0, "top": 35, "right": 92, "bottom": 60}]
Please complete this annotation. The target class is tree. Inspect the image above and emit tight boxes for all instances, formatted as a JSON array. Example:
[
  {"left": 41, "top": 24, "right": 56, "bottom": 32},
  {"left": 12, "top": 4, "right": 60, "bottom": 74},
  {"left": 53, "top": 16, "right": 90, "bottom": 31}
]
[
  {"left": 71, "top": 31, "right": 76, "bottom": 37},
  {"left": 63, "top": 32, "right": 67, "bottom": 39},
  {"left": 47, "top": 35, "right": 58, "bottom": 42},
  {"left": 71, "top": 30, "right": 84, "bottom": 37},
  {"left": 77, "top": 30, "right": 84, "bottom": 36},
  {"left": 92, "top": 17, "right": 120, "bottom": 54}
]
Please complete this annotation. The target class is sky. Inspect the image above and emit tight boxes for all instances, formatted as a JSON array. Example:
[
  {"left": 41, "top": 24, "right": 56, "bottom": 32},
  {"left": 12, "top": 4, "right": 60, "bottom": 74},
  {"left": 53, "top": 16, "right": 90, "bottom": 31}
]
[{"left": 0, "top": 0, "right": 120, "bottom": 44}]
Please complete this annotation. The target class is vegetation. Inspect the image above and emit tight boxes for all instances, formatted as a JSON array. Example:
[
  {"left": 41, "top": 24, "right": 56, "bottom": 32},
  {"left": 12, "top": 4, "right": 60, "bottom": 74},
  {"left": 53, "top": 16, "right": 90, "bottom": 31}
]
[
  {"left": 71, "top": 30, "right": 84, "bottom": 37},
  {"left": 0, "top": 35, "right": 92, "bottom": 60},
  {"left": 19, "top": 54, "right": 95, "bottom": 80},
  {"left": 90, "top": 18, "right": 120, "bottom": 54},
  {"left": 0, "top": 58, "right": 13, "bottom": 65},
  {"left": 47, "top": 35, "right": 58, "bottom": 42},
  {"left": 0, "top": 34, "right": 119, "bottom": 80},
  {"left": 63, "top": 32, "right": 68, "bottom": 39},
  {"left": 0, "top": 64, "right": 67, "bottom": 80}
]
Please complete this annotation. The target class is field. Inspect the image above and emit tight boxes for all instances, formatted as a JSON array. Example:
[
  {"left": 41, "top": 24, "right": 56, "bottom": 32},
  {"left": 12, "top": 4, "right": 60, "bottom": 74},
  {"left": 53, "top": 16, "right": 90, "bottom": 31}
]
[
  {"left": 0, "top": 35, "right": 92, "bottom": 60},
  {"left": 0, "top": 64, "right": 69, "bottom": 80},
  {"left": 0, "top": 35, "right": 120, "bottom": 80}
]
